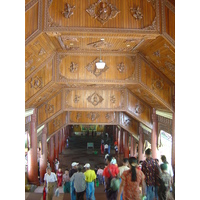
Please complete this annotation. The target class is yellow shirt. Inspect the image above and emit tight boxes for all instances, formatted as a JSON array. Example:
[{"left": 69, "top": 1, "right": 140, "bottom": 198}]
[{"left": 84, "top": 169, "right": 96, "bottom": 183}]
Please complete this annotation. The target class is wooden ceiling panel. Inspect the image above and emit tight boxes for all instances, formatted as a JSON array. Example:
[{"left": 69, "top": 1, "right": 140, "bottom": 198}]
[
  {"left": 25, "top": 33, "right": 56, "bottom": 78},
  {"left": 138, "top": 36, "right": 175, "bottom": 83},
  {"left": 58, "top": 54, "right": 137, "bottom": 84},
  {"left": 46, "top": 0, "right": 157, "bottom": 31}
]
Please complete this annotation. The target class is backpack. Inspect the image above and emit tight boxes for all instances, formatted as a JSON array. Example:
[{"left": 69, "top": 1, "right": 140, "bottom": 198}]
[{"left": 108, "top": 167, "right": 120, "bottom": 191}]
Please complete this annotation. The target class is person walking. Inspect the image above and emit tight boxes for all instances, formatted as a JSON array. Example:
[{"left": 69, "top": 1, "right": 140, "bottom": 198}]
[
  {"left": 54, "top": 158, "right": 59, "bottom": 173},
  {"left": 84, "top": 163, "right": 96, "bottom": 200},
  {"left": 69, "top": 162, "right": 79, "bottom": 200},
  {"left": 142, "top": 148, "right": 160, "bottom": 200},
  {"left": 63, "top": 168, "right": 70, "bottom": 193},
  {"left": 117, "top": 157, "right": 146, "bottom": 200},
  {"left": 56, "top": 168, "right": 63, "bottom": 187},
  {"left": 44, "top": 167, "right": 58, "bottom": 200},
  {"left": 103, "top": 155, "right": 120, "bottom": 200},
  {"left": 70, "top": 165, "right": 86, "bottom": 200}
]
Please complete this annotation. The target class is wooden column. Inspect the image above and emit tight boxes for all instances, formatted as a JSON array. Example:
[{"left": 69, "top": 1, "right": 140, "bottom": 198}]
[
  {"left": 138, "top": 127, "right": 145, "bottom": 162},
  {"left": 152, "top": 108, "right": 158, "bottom": 159},
  {"left": 123, "top": 131, "right": 129, "bottom": 158},
  {"left": 130, "top": 136, "right": 137, "bottom": 157},
  {"left": 54, "top": 132, "right": 59, "bottom": 160},
  {"left": 118, "top": 128, "right": 123, "bottom": 154},
  {"left": 40, "top": 124, "right": 47, "bottom": 183},
  {"left": 49, "top": 137, "right": 54, "bottom": 172},
  {"left": 59, "top": 130, "right": 62, "bottom": 154},
  {"left": 115, "top": 126, "right": 118, "bottom": 143},
  {"left": 172, "top": 95, "right": 175, "bottom": 170},
  {"left": 27, "top": 109, "right": 39, "bottom": 185}
]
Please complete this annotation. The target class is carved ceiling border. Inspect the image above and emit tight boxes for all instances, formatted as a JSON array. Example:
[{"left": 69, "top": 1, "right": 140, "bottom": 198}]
[
  {"left": 25, "top": 0, "right": 43, "bottom": 46},
  {"left": 161, "top": 0, "right": 175, "bottom": 47}
]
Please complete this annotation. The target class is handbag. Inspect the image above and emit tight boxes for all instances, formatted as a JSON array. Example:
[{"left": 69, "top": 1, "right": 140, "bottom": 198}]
[{"left": 108, "top": 167, "right": 120, "bottom": 191}]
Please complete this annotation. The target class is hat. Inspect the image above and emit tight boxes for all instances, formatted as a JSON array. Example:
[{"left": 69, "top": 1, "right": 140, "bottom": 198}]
[
  {"left": 71, "top": 162, "right": 79, "bottom": 167},
  {"left": 84, "top": 163, "right": 90, "bottom": 168}
]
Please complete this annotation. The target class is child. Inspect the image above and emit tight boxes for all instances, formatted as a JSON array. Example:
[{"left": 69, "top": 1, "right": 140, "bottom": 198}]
[
  {"left": 56, "top": 168, "right": 63, "bottom": 187},
  {"left": 63, "top": 169, "right": 70, "bottom": 193}
]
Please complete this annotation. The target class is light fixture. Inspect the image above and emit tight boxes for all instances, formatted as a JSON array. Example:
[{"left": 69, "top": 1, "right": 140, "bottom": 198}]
[{"left": 96, "top": 49, "right": 105, "bottom": 69}]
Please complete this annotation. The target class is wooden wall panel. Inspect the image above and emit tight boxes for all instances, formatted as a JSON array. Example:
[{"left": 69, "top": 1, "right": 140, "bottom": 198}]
[
  {"left": 25, "top": 33, "right": 56, "bottom": 78},
  {"left": 38, "top": 91, "right": 62, "bottom": 125},
  {"left": 65, "top": 89, "right": 125, "bottom": 111},
  {"left": 59, "top": 55, "right": 136, "bottom": 83},
  {"left": 119, "top": 112, "right": 139, "bottom": 140},
  {"left": 25, "top": 0, "right": 33, "bottom": 5},
  {"left": 165, "top": 6, "right": 175, "bottom": 40},
  {"left": 126, "top": 90, "right": 152, "bottom": 128},
  {"left": 139, "top": 56, "right": 172, "bottom": 108},
  {"left": 68, "top": 111, "right": 117, "bottom": 124},
  {"left": 25, "top": 58, "right": 54, "bottom": 102},
  {"left": 48, "top": 112, "right": 66, "bottom": 136},
  {"left": 46, "top": 0, "right": 157, "bottom": 31}
]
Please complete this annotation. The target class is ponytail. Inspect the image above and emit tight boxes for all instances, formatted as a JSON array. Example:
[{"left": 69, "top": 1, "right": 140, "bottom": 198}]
[{"left": 131, "top": 165, "right": 137, "bottom": 182}]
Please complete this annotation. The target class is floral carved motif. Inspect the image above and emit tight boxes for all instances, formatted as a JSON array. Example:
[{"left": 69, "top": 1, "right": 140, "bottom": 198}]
[
  {"left": 53, "top": 119, "right": 61, "bottom": 128},
  {"left": 45, "top": 104, "right": 54, "bottom": 114},
  {"left": 38, "top": 48, "right": 46, "bottom": 56},
  {"left": 61, "top": 36, "right": 78, "bottom": 42},
  {"left": 124, "top": 118, "right": 133, "bottom": 127},
  {"left": 29, "top": 76, "right": 43, "bottom": 89},
  {"left": 87, "top": 40, "right": 113, "bottom": 49},
  {"left": 153, "top": 50, "right": 160, "bottom": 57},
  {"left": 142, "top": 17, "right": 157, "bottom": 30},
  {"left": 146, "top": 0, "right": 156, "bottom": 10},
  {"left": 117, "top": 62, "right": 126, "bottom": 73},
  {"left": 62, "top": 3, "right": 75, "bottom": 19},
  {"left": 135, "top": 104, "right": 145, "bottom": 115},
  {"left": 87, "top": 112, "right": 100, "bottom": 121},
  {"left": 73, "top": 95, "right": 80, "bottom": 103},
  {"left": 105, "top": 113, "right": 110, "bottom": 119},
  {"left": 76, "top": 112, "right": 81, "bottom": 121},
  {"left": 110, "top": 95, "right": 116, "bottom": 103},
  {"left": 85, "top": 58, "right": 109, "bottom": 77},
  {"left": 152, "top": 79, "right": 164, "bottom": 90},
  {"left": 165, "top": 61, "right": 175, "bottom": 72},
  {"left": 130, "top": 7, "right": 143, "bottom": 20},
  {"left": 69, "top": 62, "right": 78, "bottom": 73},
  {"left": 57, "top": 36, "right": 79, "bottom": 50},
  {"left": 87, "top": 92, "right": 104, "bottom": 106},
  {"left": 86, "top": 0, "right": 120, "bottom": 25},
  {"left": 25, "top": 59, "right": 33, "bottom": 69}
]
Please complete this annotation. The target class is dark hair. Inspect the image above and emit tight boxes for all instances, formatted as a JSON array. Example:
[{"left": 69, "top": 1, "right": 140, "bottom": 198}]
[
  {"left": 161, "top": 155, "right": 168, "bottom": 163},
  {"left": 106, "top": 155, "right": 113, "bottom": 162},
  {"left": 78, "top": 165, "right": 82, "bottom": 172},
  {"left": 155, "top": 159, "right": 159, "bottom": 162},
  {"left": 139, "top": 160, "right": 143, "bottom": 164},
  {"left": 123, "top": 158, "right": 129, "bottom": 163},
  {"left": 145, "top": 148, "right": 151, "bottom": 155},
  {"left": 129, "top": 157, "right": 137, "bottom": 182}
]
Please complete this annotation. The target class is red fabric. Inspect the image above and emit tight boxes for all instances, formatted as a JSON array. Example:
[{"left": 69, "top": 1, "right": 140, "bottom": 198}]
[
  {"left": 114, "top": 141, "right": 118, "bottom": 146},
  {"left": 43, "top": 187, "right": 46, "bottom": 200},
  {"left": 103, "top": 164, "right": 119, "bottom": 178},
  {"left": 57, "top": 171, "right": 63, "bottom": 186},
  {"left": 101, "top": 144, "right": 104, "bottom": 154}
]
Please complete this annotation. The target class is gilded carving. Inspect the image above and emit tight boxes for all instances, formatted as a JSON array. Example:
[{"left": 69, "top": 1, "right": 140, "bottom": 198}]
[
  {"left": 57, "top": 36, "right": 79, "bottom": 50},
  {"left": 152, "top": 79, "right": 164, "bottom": 90},
  {"left": 87, "top": 112, "right": 100, "bottom": 121},
  {"left": 130, "top": 7, "right": 143, "bottom": 20},
  {"left": 85, "top": 58, "right": 109, "bottom": 77},
  {"left": 146, "top": 0, "right": 156, "bottom": 10},
  {"left": 165, "top": 61, "right": 175, "bottom": 72},
  {"left": 69, "top": 62, "right": 78, "bottom": 73},
  {"left": 105, "top": 113, "right": 110, "bottom": 120},
  {"left": 86, "top": 0, "right": 120, "bottom": 25},
  {"left": 76, "top": 112, "right": 81, "bottom": 121},
  {"left": 29, "top": 76, "right": 43, "bottom": 89},
  {"left": 117, "top": 62, "right": 126, "bottom": 73},
  {"left": 143, "top": 17, "right": 157, "bottom": 30},
  {"left": 135, "top": 104, "right": 145, "bottom": 115},
  {"left": 45, "top": 104, "right": 54, "bottom": 114},
  {"left": 62, "top": 3, "right": 75, "bottom": 19},
  {"left": 73, "top": 95, "right": 80, "bottom": 103},
  {"left": 87, "top": 40, "right": 112, "bottom": 49},
  {"left": 53, "top": 119, "right": 61, "bottom": 128},
  {"left": 39, "top": 48, "right": 46, "bottom": 56},
  {"left": 25, "top": 59, "right": 33, "bottom": 69},
  {"left": 110, "top": 95, "right": 116, "bottom": 103},
  {"left": 61, "top": 36, "right": 79, "bottom": 42},
  {"left": 87, "top": 92, "right": 104, "bottom": 106},
  {"left": 153, "top": 50, "right": 160, "bottom": 57}
]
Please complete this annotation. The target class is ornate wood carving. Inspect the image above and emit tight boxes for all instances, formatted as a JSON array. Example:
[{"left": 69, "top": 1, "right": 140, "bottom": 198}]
[
  {"left": 87, "top": 40, "right": 113, "bottom": 49},
  {"left": 124, "top": 118, "right": 133, "bottom": 127},
  {"left": 165, "top": 61, "right": 175, "bottom": 72},
  {"left": 142, "top": 17, "right": 157, "bottom": 30},
  {"left": 110, "top": 95, "right": 116, "bottom": 103},
  {"left": 76, "top": 112, "right": 81, "bottom": 121},
  {"left": 38, "top": 48, "right": 46, "bottom": 55},
  {"left": 130, "top": 7, "right": 143, "bottom": 20},
  {"left": 73, "top": 95, "right": 80, "bottom": 103},
  {"left": 53, "top": 118, "right": 61, "bottom": 128},
  {"left": 87, "top": 92, "right": 104, "bottom": 106},
  {"left": 29, "top": 76, "right": 43, "bottom": 89},
  {"left": 153, "top": 50, "right": 160, "bottom": 57},
  {"left": 87, "top": 112, "right": 100, "bottom": 121},
  {"left": 69, "top": 62, "right": 78, "bottom": 73},
  {"left": 147, "top": 0, "right": 156, "bottom": 10},
  {"left": 57, "top": 36, "right": 79, "bottom": 50},
  {"left": 26, "top": 59, "right": 33, "bottom": 69},
  {"left": 135, "top": 104, "right": 145, "bottom": 115},
  {"left": 152, "top": 79, "right": 164, "bottom": 90},
  {"left": 86, "top": 0, "right": 120, "bottom": 25},
  {"left": 105, "top": 112, "right": 110, "bottom": 119},
  {"left": 62, "top": 3, "right": 75, "bottom": 19},
  {"left": 45, "top": 104, "right": 54, "bottom": 114},
  {"left": 85, "top": 58, "right": 109, "bottom": 77},
  {"left": 61, "top": 36, "right": 78, "bottom": 42},
  {"left": 117, "top": 62, "right": 126, "bottom": 73}
]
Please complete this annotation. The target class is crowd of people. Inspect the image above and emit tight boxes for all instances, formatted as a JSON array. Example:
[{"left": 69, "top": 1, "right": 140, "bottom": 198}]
[{"left": 43, "top": 148, "right": 174, "bottom": 200}]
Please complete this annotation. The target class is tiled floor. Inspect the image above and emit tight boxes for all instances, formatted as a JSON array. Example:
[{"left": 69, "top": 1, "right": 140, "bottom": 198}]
[{"left": 25, "top": 137, "right": 125, "bottom": 199}]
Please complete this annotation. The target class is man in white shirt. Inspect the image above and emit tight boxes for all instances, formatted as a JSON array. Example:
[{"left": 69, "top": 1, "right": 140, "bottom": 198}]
[{"left": 44, "top": 167, "right": 57, "bottom": 200}]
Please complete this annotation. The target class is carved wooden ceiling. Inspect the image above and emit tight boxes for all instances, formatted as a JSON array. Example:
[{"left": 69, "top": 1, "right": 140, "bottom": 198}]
[{"left": 25, "top": 0, "right": 175, "bottom": 136}]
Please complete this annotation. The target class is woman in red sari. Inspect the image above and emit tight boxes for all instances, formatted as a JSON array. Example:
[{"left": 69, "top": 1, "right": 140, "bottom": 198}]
[{"left": 117, "top": 157, "right": 146, "bottom": 200}]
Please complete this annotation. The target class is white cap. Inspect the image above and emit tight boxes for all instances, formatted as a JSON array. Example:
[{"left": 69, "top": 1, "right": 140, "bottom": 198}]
[
  {"left": 71, "top": 162, "right": 79, "bottom": 167},
  {"left": 84, "top": 163, "right": 90, "bottom": 168}
]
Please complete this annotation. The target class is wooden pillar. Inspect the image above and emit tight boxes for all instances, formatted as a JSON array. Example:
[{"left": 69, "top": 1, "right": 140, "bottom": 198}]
[
  {"left": 123, "top": 131, "right": 129, "bottom": 158},
  {"left": 40, "top": 124, "right": 47, "bottom": 183},
  {"left": 172, "top": 95, "right": 175, "bottom": 169},
  {"left": 59, "top": 130, "right": 62, "bottom": 154},
  {"left": 130, "top": 136, "right": 137, "bottom": 157},
  {"left": 115, "top": 126, "right": 118, "bottom": 143},
  {"left": 151, "top": 108, "right": 158, "bottom": 159},
  {"left": 118, "top": 128, "right": 123, "bottom": 154},
  {"left": 54, "top": 132, "right": 59, "bottom": 160},
  {"left": 49, "top": 137, "right": 54, "bottom": 172},
  {"left": 27, "top": 109, "right": 39, "bottom": 185},
  {"left": 138, "top": 127, "right": 145, "bottom": 162}
]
